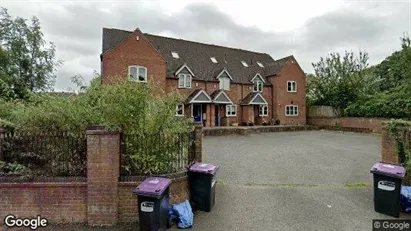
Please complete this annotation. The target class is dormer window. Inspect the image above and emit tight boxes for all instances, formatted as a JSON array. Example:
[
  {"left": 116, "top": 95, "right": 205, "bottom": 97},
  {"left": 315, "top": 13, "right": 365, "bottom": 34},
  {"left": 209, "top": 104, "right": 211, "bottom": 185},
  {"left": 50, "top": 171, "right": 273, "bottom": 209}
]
[
  {"left": 241, "top": 61, "right": 248, "bottom": 67},
  {"left": 171, "top": 51, "right": 179, "bottom": 59},
  {"left": 252, "top": 73, "right": 264, "bottom": 92},
  {"left": 128, "top": 65, "right": 147, "bottom": 82},
  {"left": 257, "top": 61, "right": 264, "bottom": 67},
  {"left": 219, "top": 77, "right": 230, "bottom": 90},
  {"left": 210, "top": 57, "right": 218, "bottom": 63},
  {"left": 178, "top": 73, "right": 191, "bottom": 88}
]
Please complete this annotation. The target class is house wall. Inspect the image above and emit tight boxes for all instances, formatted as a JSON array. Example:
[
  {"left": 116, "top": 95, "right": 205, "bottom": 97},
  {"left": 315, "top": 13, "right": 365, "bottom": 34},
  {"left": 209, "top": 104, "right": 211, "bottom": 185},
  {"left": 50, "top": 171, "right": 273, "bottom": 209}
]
[
  {"left": 102, "top": 30, "right": 167, "bottom": 93},
  {"left": 271, "top": 57, "right": 307, "bottom": 125}
]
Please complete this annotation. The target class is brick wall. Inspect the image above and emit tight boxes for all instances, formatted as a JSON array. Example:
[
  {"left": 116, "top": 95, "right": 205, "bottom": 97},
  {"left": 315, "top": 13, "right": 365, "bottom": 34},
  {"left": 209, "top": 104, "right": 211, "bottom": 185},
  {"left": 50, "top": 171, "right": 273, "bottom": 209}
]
[
  {"left": 102, "top": 30, "right": 167, "bottom": 92},
  {"left": 0, "top": 126, "right": 202, "bottom": 226},
  {"left": 307, "top": 117, "right": 387, "bottom": 133},
  {"left": 0, "top": 183, "right": 87, "bottom": 223},
  {"left": 118, "top": 177, "right": 189, "bottom": 223},
  {"left": 381, "top": 126, "right": 399, "bottom": 164},
  {"left": 270, "top": 57, "right": 306, "bottom": 125}
]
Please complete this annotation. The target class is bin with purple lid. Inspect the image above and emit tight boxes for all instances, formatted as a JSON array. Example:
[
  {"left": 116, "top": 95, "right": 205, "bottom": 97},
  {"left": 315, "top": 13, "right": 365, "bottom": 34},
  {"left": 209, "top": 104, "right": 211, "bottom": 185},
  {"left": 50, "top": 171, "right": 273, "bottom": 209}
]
[
  {"left": 188, "top": 162, "right": 219, "bottom": 212},
  {"left": 134, "top": 177, "right": 171, "bottom": 231},
  {"left": 370, "top": 162, "right": 406, "bottom": 218}
]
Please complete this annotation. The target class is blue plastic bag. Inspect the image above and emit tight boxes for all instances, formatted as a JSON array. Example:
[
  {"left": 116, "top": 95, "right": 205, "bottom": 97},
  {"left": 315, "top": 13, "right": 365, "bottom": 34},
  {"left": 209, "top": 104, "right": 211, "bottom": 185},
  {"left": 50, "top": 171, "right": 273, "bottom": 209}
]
[
  {"left": 401, "top": 186, "right": 411, "bottom": 212},
  {"left": 168, "top": 200, "right": 193, "bottom": 228}
]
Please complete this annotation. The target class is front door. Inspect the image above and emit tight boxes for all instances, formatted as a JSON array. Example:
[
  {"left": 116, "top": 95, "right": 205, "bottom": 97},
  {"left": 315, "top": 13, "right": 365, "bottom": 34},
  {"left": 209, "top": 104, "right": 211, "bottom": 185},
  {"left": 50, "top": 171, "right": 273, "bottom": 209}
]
[
  {"left": 192, "top": 104, "right": 202, "bottom": 123},
  {"left": 254, "top": 105, "right": 259, "bottom": 124},
  {"left": 215, "top": 105, "right": 220, "bottom": 126}
]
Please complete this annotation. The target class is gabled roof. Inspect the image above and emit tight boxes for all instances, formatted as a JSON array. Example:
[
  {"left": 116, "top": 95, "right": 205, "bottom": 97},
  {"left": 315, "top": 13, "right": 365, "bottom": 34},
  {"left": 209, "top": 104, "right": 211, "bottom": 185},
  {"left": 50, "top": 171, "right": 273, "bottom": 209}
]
[
  {"left": 215, "top": 69, "right": 233, "bottom": 80},
  {"left": 240, "top": 92, "right": 268, "bottom": 105},
  {"left": 251, "top": 73, "right": 265, "bottom": 83},
  {"left": 102, "top": 28, "right": 294, "bottom": 83},
  {"left": 210, "top": 90, "right": 233, "bottom": 104},
  {"left": 175, "top": 63, "right": 195, "bottom": 76},
  {"left": 184, "top": 89, "right": 212, "bottom": 104}
]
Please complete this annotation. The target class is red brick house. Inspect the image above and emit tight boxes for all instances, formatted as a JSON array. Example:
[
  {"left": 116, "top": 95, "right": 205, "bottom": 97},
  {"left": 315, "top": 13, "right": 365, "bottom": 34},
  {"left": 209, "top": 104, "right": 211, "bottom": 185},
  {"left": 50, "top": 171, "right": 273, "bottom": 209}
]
[{"left": 101, "top": 28, "right": 306, "bottom": 127}]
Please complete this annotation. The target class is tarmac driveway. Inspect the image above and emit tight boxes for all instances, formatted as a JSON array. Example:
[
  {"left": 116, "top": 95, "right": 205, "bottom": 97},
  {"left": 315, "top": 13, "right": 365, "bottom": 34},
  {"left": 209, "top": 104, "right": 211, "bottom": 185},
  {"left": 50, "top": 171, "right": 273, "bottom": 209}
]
[{"left": 180, "top": 130, "right": 405, "bottom": 231}]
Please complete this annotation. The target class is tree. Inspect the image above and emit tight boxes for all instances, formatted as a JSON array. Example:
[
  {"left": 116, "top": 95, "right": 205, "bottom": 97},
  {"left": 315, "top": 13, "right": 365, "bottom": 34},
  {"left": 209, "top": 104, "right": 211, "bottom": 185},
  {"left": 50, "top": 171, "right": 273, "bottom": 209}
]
[
  {"left": 0, "top": 7, "right": 62, "bottom": 99},
  {"left": 307, "top": 51, "right": 378, "bottom": 110},
  {"left": 374, "top": 34, "right": 411, "bottom": 91}
]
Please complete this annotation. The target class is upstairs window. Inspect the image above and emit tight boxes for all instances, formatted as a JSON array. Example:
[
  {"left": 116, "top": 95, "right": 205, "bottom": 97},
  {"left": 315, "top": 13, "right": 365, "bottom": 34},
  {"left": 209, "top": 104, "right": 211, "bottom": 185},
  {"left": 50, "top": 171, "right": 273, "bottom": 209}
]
[
  {"left": 259, "top": 105, "right": 268, "bottom": 117},
  {"left": 176, "top": 103, "right": 184, "bottom": 116},
  {"left": 219, "top": 77, "right": 230, "bottom": 90},
  {"left": 253, "top": 81, "right": 263, "bottom": 92},
  {"left": 178, "top": 74, "right": 192, "bottom": 88},
  {"left": 287, "top": 81, "right": 297, "bottom": 92},
  {"left": 226, "top": 104, "right": 237, "bottom": 117},
  {"left": 210, "top": 57, "right": 218, "bottom": 63},
  {"left": 286, "top": 105, "right": 298, "bottom": 116},
  {"left": 257, "top": 61, "right": 264, "bottom": 67},
  {"left": 171, "top": 52, "right": 179, "bottom": 59},
  {"left": 128, "top": 66, "right": 147, "bottom": 82},
  {"left": 241, "top": 61, "right": 248, "bottom": 67}
]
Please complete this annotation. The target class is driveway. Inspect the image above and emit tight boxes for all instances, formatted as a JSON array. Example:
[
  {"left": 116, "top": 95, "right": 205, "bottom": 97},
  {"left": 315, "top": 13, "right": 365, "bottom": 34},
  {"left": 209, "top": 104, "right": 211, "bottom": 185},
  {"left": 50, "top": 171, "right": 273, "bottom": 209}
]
[
  {"left": 14, "top": 130, "right": 406, "bottom": 231},
  {"left": 179, "top": 130, "right": 408, "bottom": 231}
]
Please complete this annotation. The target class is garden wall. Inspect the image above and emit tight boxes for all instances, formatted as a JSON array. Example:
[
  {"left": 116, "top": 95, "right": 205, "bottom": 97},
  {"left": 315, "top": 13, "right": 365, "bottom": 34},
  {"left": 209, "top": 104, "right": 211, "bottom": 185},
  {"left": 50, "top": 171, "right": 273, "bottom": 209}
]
[
  {"left": 0, "top": 125, "right": 202, "bottom": 226},
  {"left": 307, "top": 117, "right": 387, "bottom": 133}
]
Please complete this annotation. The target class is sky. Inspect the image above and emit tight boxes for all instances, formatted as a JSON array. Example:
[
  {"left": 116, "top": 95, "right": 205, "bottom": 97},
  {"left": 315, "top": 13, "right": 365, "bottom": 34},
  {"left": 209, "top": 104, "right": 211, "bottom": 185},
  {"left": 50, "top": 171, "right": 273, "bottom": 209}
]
[{"left": 1, "top": 0, "right": 410, "bottom": 91}]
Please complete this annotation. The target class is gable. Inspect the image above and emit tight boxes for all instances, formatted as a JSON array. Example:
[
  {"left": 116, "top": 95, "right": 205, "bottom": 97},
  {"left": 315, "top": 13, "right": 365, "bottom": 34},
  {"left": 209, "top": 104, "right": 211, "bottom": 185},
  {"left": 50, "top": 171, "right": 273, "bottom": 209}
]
[
  {"left": 213, "top": 91, "right": 232, "bottom": 104},
  {"left": 251, "top": 73, "right": 265, "bottom": 83},
  {"left": 175, "top": 64, "right": 195, "bottom": 76},
  {"left": 189, "top": 90, "right": 212, "bottom": 103},
  {"left": 250, "top": 94, "right": 267, "bottom": 105},
  {"left": 216, "top": 69, "right": 233, "bottom": 80}
]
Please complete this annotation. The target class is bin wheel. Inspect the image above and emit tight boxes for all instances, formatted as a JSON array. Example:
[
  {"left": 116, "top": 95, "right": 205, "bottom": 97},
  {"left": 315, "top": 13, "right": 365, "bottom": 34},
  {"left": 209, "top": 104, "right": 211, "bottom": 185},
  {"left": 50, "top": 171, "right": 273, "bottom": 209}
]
[{"left": 167, "top": 218, "right": 173, "bottom": 228}]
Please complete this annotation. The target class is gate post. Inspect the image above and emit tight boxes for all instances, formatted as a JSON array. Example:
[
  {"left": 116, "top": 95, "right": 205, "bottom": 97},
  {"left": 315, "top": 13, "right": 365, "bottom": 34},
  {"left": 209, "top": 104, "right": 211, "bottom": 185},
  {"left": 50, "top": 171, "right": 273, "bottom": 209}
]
[
  {"left": 194, "top": 125, "right": 203, "bottom": 162},
  {"left": 86, "top": 126, "right": 120, "bottom": 226}
]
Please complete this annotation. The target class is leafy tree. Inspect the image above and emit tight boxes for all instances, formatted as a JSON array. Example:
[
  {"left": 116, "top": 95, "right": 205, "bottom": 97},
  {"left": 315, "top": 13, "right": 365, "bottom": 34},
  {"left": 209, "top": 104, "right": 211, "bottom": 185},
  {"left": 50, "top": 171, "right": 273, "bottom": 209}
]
[
  {"left": 307, "top": 51, "right": 379, "bottom": 111},
  {"left": 0, "top": 7, "right": 62, "bottom": 99},
  {"left": 374, "top": 34, "right": 411, "bottom": 91}
]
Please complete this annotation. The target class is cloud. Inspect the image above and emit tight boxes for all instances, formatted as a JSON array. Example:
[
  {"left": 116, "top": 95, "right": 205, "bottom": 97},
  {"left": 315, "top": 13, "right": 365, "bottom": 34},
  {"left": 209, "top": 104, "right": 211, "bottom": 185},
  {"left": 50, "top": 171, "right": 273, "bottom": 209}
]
[{"left": 1, "top": 0, "right": 410, "bottom": 91}]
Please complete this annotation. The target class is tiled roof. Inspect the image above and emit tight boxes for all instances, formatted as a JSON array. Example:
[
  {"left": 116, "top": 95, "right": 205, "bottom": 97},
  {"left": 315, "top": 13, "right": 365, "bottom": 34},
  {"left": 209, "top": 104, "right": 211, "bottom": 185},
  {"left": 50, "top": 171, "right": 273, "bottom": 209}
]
[
  {"left": 241, "top": 92, "right": 259, "bottom": 105},
  {"left": 102, "top": 28, "right": 291, "bottom": 84}
]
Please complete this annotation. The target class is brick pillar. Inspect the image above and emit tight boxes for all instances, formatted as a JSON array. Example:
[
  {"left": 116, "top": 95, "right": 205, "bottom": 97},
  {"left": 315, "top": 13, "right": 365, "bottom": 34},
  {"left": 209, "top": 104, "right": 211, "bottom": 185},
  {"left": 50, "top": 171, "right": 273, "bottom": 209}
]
[
  {"left": 381, "top": 126, "right": 399, "bottom": 164},
  {"left": 0, "top": 128, "right": 4, "bottom": 161},
  {"left": 86, "top": 126, "right": 120, "bottom": 226},
  {"left": 194, "top": 125, "right": 203, "bottom": 162}
]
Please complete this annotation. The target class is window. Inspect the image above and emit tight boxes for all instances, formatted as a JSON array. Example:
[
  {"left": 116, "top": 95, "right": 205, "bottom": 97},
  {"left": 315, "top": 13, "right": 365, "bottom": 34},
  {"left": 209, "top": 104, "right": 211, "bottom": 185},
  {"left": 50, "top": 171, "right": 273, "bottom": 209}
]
[
  {"left": 128, "top": 66, "right": 147, "bottom": 82},
  {"left": 285, "top": 105, "right": 298, "bottom": 116},
  {"left": 226, "top": 104, "right": 237, "bottom": 117},
  {"left": 219, "top": 77, "right": 230, "bottom": 90},
  {"left": 253, "top": 81, "right": 263, "bottom": 92},
  {"left": 257, "top": 61, "right": 264, "bottom": 67},
  {"left": 241, "top": 61, "right": 248, "bottom": 67},
  {"left": 259, "top": 105, "right": 268, "bottom": 117},
  {"left": 171, "top": 51, "right": 179, "bottom": 59},
  {"left": 178, "top": 74, "right": 192, "bottom": 88},
  {"left": 210, "top": 57, "right": 218, "bottom": 63},
  {"left": 287, "top": 81, "right": 297, "bottom": 92},
  {"left": 176, "top": 103, "right": 184, "bottom": 116}
]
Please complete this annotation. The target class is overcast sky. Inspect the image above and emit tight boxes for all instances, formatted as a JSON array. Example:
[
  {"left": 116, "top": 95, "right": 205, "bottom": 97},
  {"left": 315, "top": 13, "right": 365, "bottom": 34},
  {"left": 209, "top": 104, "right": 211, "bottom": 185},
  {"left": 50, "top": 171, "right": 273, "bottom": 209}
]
[{"left": 1, "top": 0, "right": 410, "bottom": 91}]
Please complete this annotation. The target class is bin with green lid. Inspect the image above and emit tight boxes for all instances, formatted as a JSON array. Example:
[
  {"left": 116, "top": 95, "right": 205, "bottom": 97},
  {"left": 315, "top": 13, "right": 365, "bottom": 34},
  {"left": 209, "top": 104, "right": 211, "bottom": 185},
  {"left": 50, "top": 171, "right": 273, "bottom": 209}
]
[
  {"left": 370, "top": 162, "right": 406, "bottom": 218},
  {"left": 188, "top": 162, "right": 219, "bottom": 212}
]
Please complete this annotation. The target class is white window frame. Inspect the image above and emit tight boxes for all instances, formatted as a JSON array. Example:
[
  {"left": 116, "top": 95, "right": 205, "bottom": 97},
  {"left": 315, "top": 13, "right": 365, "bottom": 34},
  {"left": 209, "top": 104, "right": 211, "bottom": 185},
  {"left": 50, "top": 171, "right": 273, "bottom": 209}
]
[
  {"left": 210, "top": 57, "right": 218, "bottom": 63},
  {"left": 257, "top": 61, "right": 264, "bottom": 67},
  {"left": 178, "top": 74, "right": 192, "bottom": 88},
  {"left": 241, "top": 61, "right": 248, "bottom": 67},
  {"left": 253, "top": 81, "right": 263, "bottom": 92},
  {"left": 259, "top": 105, "right": 268, "bottom": 117},
  {"left": 219, "top": 77, "right": 230, "bottom": 90},
  {"left": 285, "top": 105, "right": 299, "bottom": 116},
  {"left": 171, "top": 51, "right": 179, "bottom": 59},
  {"left": 128, "top": 66, "right": 147, "bottom": 82},
  {"left": 226, "top": 104, "right": 237, "bottom": 117},
  {"left": 175, "top": 103, "right": 184, "bottom": 116},
  {"left": 287, "top": 81, "right": 297, "bottom": 92}
]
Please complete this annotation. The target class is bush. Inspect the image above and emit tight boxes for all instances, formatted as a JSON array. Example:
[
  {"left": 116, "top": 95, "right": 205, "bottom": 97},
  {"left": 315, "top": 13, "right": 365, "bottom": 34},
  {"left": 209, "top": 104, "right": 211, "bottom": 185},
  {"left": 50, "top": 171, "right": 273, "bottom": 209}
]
[{"left": 0, "top": 79, "right": 193, "bottom": 176}]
